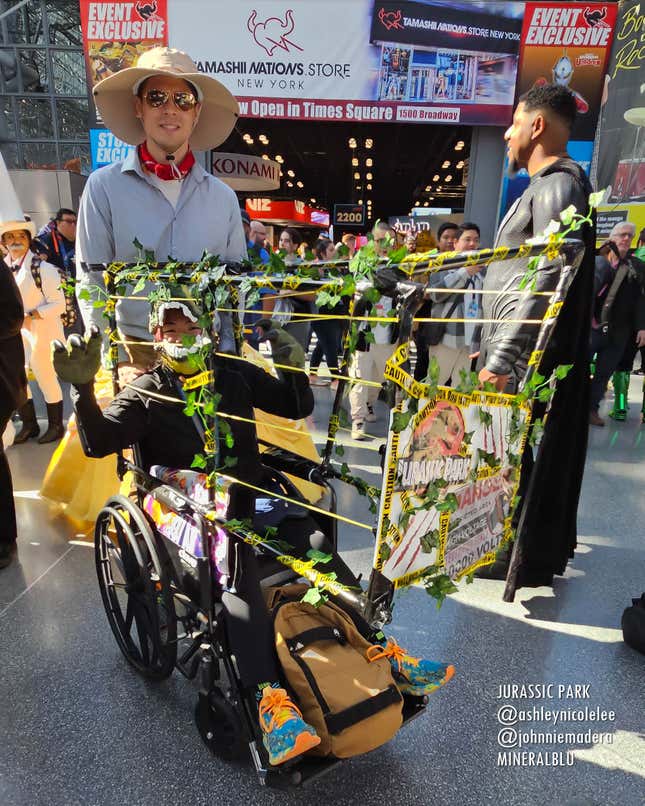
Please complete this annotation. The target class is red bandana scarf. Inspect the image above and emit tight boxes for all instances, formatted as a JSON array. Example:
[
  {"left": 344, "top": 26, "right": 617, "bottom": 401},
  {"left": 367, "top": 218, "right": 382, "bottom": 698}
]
[{"left": 138, "top": 142, "right": 195, "bottom": 180}]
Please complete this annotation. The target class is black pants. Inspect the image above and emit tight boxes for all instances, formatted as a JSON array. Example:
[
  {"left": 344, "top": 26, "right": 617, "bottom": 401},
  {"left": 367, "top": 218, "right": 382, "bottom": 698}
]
[
  {"left": 310, "top": 319, "right": 342, "bottom": 373},
  {"left": 0, "top": 408, "right": 18, "bottom": 548},
  {"left": 616, "top": 337, "right": 642, "bottom": 373},
  {"left": 413, "top": 305, "right": 433, "bottom": 382},
  {"left": 590, "top": 328, "right": 631, "bottom": 412},
  {"left": 221, "top": 514, "right": 370, "bottom": 688}
]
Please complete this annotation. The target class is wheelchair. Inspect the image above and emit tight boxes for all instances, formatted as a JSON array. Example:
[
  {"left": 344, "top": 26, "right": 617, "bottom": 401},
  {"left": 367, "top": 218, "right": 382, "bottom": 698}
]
[{"left": 93, "top": 442, "right": 427, "bottom": 788}]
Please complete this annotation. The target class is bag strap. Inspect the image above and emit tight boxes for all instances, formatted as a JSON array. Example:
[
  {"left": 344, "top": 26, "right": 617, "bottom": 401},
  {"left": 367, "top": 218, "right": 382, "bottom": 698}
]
[
  {"left": 29, "top": 256, "right": 43, "bottom": 291},
  {"left": 600, "top": 262, "right": 629, "bottom": 330},
  {"left": 325, "top": 684, "right": 401, "bottom": 735},
  {"left": 286, "top": 626, "right": 346, "bottom": 652},
  {"left": 444, "top": 296, "right": 461, "bottom": 320}
]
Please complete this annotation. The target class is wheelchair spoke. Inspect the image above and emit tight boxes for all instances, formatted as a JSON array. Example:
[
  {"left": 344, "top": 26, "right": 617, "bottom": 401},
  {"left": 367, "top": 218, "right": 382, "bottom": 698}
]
[{"left": 95, "top": 501, "right": 177, "bottom": 678}]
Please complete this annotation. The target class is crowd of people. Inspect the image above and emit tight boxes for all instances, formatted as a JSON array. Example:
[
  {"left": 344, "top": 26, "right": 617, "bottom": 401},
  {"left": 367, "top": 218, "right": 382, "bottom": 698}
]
[{"left": 2, "top": 44, "right": 645, "bottom": 766}]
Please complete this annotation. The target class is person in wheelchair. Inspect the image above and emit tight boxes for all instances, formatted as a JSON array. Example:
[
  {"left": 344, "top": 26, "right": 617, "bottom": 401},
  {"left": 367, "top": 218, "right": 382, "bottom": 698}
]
[{"left": 53, "top": 300, "right": 453, "bottom": 767}]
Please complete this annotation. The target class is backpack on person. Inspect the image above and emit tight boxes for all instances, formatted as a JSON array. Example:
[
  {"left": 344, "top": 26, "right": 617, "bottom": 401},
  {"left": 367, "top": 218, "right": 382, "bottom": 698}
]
[{"left": 266, "top": 584, "right": 403, "bottom": 758}]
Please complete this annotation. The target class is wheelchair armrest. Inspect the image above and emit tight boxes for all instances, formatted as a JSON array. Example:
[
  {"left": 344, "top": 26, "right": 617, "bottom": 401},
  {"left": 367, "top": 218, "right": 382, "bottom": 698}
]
[{"left": 259, "top": 445, "right": 325, "bottom": 486}]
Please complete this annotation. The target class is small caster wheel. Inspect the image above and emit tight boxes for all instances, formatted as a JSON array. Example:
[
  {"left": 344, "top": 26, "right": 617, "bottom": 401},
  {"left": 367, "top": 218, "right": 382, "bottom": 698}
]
[{"left": 195, "top": 689, "right": 247, "bottom": 761}]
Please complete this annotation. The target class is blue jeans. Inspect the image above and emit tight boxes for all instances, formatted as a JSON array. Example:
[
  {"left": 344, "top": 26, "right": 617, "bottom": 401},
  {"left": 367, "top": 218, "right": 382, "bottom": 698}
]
[{"left": 310, "top": 319, "right": 342, "bottom": 373}]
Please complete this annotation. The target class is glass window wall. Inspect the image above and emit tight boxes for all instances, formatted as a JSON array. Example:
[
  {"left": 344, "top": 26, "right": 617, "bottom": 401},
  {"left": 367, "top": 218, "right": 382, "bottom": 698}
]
[{"left": 0, "top": 0, "right": 91, "bottom": 173}]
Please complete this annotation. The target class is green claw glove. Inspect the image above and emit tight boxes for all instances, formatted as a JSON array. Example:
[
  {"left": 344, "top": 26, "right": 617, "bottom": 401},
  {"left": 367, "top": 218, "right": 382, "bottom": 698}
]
[
  {"left": 256, "top": 318, "right": 305, "bottom": 371},
  {"left": 52, "top": 326, "right": 102, "bottom": 386}
]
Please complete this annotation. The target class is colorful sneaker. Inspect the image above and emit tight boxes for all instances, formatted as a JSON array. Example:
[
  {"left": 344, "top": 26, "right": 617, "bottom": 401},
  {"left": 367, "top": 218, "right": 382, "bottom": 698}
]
[
  {"left": 258, "top": 687, "right": 320, "bottom": 765},
  {"left": 366, "top": 638, "right": 454, "bottom": 696}
]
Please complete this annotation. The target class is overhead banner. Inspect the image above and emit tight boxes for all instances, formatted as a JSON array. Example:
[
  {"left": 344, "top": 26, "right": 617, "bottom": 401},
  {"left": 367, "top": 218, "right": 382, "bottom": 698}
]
[
  {"left": 373, "top": 385, "right": 531, "bottom": 587},
  {"left": 167, "top": 0, "right": 524, "bottom": 126},
  {"left": 245, "top": 198, "right": 330, "bottom": 227},
  {"left": 499, "top": 2, "right": 617, "bottom": 217},
  {"left": 80, "top": 0, "right": 169, "bottom": 88},
  {"left": 594, "top": 0, "right": 644, "bottom": 242}
]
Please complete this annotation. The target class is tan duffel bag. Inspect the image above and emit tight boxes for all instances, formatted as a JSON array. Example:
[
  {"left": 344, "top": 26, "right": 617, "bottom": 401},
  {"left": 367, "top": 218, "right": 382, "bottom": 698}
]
[{"left": 266, "top": 585, "right": 403, "bottom": 758}]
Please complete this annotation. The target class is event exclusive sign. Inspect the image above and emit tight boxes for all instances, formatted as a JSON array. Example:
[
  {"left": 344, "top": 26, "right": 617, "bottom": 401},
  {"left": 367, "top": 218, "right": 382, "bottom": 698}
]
[
  {"left": 499, "top": 1, "right": 616, "bottom": 217},
  {"left": 373, "top": 361, "right": 531, "bottom": 587},
  {"left": 166, "top": 0, "right": 523, "bottom": 126},
  {"left": 80, "top": 0, "right": 169, "bottom": 88}
]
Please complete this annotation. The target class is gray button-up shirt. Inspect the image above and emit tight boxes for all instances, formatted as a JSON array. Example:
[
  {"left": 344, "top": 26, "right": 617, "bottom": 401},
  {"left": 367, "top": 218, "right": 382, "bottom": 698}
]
[{"left": 76, "top": 150, "right": 247, "bottom": 361}]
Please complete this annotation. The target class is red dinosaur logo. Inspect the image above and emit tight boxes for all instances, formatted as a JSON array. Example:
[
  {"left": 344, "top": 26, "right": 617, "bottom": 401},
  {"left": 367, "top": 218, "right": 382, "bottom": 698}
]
[
  {"left": 247, "top": 9, "right": 303, "bottom": 57},
  {"left": 135, "top": 1, "right": 161, "bottom": 21},
  {"left": 378, "top": 8, "right": 404, "bottom": 31},
  {"left": 582, "top": 6, "right": 610, "bottom": 27}
]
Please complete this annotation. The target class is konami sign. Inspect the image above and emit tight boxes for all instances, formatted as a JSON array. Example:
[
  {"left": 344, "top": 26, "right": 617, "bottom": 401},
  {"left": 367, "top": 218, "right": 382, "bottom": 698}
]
[{"left": 211, "top": 153, "right": 280, "bottom": 191}]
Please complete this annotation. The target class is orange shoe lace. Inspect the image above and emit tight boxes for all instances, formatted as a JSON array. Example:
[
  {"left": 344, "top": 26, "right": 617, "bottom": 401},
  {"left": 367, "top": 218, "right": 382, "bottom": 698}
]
[
  {"left": 258, "top": 688, "right": 303, "bottom": 732},
  {"left": 366, "top": 638, "right": 419, "bottom": 672}
]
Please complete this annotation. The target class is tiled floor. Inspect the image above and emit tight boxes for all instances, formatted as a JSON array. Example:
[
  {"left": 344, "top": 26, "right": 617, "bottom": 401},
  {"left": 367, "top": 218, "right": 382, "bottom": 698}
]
[{"left": 1, "top": 378, "right": 644, "bottom": 806}]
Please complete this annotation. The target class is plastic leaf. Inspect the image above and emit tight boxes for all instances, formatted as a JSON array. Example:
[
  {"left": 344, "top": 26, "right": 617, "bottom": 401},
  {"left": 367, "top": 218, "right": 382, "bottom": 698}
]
[
  {"left": 306, "top": 549, "right": 333, "bottom": 565},
  {"left": 589, "top": 189, "right": 607, "bottom": 209},
  {"left": 302, "top": 587, "right": 327, "bottom": 607},
  {"left": 559, "top": 204, "right": 577, "bottom": 226},
  {"left": 554, "top": 364, "right": 573, "bottom": 380},
  {"left": 392, "top": 410, "right": 413, "bottom": 433},
  {"left": 191, "top": 453, "right": 207, "bottom": 469}
]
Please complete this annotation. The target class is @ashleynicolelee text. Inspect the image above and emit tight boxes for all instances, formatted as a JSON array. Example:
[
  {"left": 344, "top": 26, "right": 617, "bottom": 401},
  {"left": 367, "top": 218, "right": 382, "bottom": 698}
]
[{"left": 497, "top": 684, "right": 591, "bottom": 699}]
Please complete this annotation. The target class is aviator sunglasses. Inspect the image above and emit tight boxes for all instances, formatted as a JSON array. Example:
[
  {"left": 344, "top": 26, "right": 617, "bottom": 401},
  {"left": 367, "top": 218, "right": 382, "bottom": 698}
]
[{"left": 143, "top": 88, "right": 198, "bottom": 111}]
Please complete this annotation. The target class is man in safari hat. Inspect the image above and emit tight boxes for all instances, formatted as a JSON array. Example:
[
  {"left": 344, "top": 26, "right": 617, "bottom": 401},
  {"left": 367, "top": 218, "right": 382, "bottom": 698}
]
[{"left": 76, "top": 47, "right": 247, "bottom": 379}]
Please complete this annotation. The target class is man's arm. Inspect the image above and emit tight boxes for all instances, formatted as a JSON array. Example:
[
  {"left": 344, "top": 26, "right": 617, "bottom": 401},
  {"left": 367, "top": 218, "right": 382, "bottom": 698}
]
[
  {"left": 71, "top": 381, "right": 150, "bottom": 458},
  {"left": 243, "top": 362, "right": 314, "bottom": 421},
  {"left": 633, "top": 259, "right": 645, "bottom": 338},
  {"left": 593, "top": 256, "right": 613, "bottom": 299},
  {"left": 35, "top": 263, "right": 66, "bottom": 319},
  {"left": 428, "top": 266, "right": 473, "bottom": 304},
  {"left": 223, "top": 187, "right": 248, "bottom": 263},
  {"left": 75, "top": 172, "right": 115, "bottom": 338}
]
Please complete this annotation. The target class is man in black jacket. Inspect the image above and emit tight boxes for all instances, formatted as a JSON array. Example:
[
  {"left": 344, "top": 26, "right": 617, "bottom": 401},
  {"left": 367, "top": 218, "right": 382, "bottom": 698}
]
[
  {"left": 590, "top": 228, "right": 645, "bottom": 426},
  {"left": 478, "top": 85, "right": 595, "bottom": 599},
  {"left": 589, "top": 229, "right": 645, "bottom": 426},
  {"left": 0, "top": 258, "right": 27, "bottom": 569}
]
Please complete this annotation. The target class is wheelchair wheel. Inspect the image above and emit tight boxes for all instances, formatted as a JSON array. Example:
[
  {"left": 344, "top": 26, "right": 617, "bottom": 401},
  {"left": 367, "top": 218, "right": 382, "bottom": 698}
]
[
  {"left": 95, "top": 495, "right": 177, "bottom": 680},
  {"left": 195, "top": 689, "right": 247, "bottom": 761}
]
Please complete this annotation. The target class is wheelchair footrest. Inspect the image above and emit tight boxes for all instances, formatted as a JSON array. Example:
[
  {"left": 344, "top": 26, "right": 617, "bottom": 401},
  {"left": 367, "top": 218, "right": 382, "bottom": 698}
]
[{"left": 263, "top": 693, "right": 427, "bottom": 788}]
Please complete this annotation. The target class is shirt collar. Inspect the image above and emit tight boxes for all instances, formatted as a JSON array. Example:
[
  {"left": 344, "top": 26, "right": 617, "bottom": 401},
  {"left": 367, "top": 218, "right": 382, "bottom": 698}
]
[
  {"left": 10, "top": 249, "right": 33, "bottom": 270},
  {"left": 121, "top": 147, "right": 208, "bottom": 184}
]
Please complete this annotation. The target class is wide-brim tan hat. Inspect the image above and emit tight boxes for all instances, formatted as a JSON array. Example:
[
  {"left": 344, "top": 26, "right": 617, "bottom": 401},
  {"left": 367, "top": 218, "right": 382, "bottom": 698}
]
[
  {"left": 92, "top": 47, "right": 239, "bottom": 151},
  {"left": 0, "top": 220, "right": 36, "bottom": 239}
]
